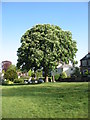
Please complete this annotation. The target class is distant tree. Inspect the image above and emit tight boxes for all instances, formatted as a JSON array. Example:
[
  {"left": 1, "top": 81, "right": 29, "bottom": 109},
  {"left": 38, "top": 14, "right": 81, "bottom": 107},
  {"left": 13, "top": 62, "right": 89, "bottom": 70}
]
[
  {"left": 54, "top": 74, "right": 60, "bottom": 81},
  {"left": 72, "top": 60, "right": 78, "bottom": 67},
  {"left": 60, "top": 72, "right": 67, "bottom": 79},
  {"left": 71, "top": 67, "right": 80, "bottom": 77},
  {"left": 36, "top": 69, "right": 43, "bottom": 79},
  {"left": 4, "top": 65, "right": 18, "bottom": 81},
  {"left": 8, "top": 65, "right": 16, "bottom": 70},
  {"left": 17, "top": 24, "right": 78, "bottom": 82}
]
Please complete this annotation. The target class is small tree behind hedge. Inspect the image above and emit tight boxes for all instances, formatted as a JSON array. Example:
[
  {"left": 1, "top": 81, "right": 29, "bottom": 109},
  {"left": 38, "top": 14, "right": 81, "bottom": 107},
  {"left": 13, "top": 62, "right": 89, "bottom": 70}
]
[
  {"left": 60, "top": 72, "right": 67, "bottom": 79},
  {"left": 28, "top": 69, "right": 32, "bottom": 77},
  {"left": 36, "top": 70, "right": 42, "bottom": 79},
  {"left": 71, "top": 67, "right": 80, "bottom": 77},
  {"left": 54, "top": 74, "right": 60, "bottom": 81},
  {"left": 4, "top": 65, "right": 18, "bottom": 81}
]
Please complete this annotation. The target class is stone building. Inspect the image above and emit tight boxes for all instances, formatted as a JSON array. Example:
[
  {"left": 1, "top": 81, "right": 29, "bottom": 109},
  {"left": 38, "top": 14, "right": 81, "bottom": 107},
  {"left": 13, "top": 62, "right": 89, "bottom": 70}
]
[{"left": 80, "top": 53, "right": 90, "bottom": 74}]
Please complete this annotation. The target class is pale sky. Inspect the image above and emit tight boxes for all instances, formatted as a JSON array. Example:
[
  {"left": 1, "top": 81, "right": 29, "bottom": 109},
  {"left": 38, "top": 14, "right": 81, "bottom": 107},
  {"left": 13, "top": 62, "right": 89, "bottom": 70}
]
[{"left": 1, "top": 2, "right": 88, "bottom": 66}]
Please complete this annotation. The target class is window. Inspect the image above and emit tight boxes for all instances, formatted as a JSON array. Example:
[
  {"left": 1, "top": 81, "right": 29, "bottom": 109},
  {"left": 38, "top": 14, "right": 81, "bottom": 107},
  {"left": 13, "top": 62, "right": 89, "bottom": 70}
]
[
  {"left": 82, "top": 60, "right": 87, "bottom": 66},
  {"left": 86, "top": 54, "right": 90, "bottom": 58}
]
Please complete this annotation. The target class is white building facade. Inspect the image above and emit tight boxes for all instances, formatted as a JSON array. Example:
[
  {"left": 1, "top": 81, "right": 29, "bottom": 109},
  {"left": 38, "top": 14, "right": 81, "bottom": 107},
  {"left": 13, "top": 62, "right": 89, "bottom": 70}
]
[{"left": 51, "top": 63, "right": 75, "bottom": 76}]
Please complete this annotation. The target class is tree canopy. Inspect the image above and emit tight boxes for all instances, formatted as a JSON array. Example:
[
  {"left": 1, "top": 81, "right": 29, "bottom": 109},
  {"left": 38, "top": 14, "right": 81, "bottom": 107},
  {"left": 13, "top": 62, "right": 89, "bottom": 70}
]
[{"left": 17, "top": 24, "right": 78, "bottom": 82}]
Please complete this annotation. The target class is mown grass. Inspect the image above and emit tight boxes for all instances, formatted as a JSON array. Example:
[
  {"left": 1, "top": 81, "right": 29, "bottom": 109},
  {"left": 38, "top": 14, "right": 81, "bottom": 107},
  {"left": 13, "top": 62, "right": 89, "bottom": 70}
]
[{"left": 1, "top": 82, "right": 89, "bottom": 118}]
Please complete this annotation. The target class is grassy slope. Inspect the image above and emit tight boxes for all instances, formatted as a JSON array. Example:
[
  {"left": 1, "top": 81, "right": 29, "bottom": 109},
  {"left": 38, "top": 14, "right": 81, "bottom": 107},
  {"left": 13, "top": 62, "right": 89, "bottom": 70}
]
[{"left": 1, "top": 82, "right": 88, "bottom": 118}]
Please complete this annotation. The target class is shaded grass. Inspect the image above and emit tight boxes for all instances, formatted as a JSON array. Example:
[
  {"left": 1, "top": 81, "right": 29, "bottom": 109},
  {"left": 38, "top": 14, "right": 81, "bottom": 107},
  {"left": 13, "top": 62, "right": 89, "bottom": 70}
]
[{"left": 1, "top": 82, "right": 88, "bottom": 118}]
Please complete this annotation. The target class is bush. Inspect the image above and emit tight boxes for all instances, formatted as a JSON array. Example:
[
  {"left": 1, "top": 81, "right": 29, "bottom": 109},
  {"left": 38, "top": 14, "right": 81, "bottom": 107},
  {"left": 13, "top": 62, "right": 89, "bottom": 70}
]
[
  {"left": 84, "top": 69, "right": 88, "bottom": 76},
  {"left": 31, "top": 73, "right": 35, "bottom": 77},
  {"left": 71, "top": 67, "right": 81, "bottom": 78},
  {"left": 82, "top": 69, "right": 90, "bottom": 77},
  {"left": 14, "top": 78, "right": 24, "bottom": 83},
  {"left": 20, "top": 76, "right": 30, "bottom": 79},
  {"left": 4, "top": 79, "right": 13, "bottom": 84},
  {"left": 36, "top": 70, "right": 42, "bottom": 79},
  {"left": 54, "top": 74, "right": 60, "bottom": 81},
  {"left": 60, "top": 72, "right": 67, "bottom": 79},
  {"left": 67, "top": 75, "right": 71, "bottom": 78},
  {"left": 4, "top": 67, "right": 18, "bottom": 82},
  {"left": 28, "top": 69, "right": 32, "bottom": 77},
  {"left": 31, "top": 77, "right": 35, "bottom": 81}
]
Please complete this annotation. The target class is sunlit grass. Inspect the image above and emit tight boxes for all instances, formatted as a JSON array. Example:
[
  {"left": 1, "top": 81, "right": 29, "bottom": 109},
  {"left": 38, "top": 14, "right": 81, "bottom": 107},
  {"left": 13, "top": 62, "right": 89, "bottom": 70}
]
[{"left": 1, "top": 82, "right": 88, "bottom": 118}]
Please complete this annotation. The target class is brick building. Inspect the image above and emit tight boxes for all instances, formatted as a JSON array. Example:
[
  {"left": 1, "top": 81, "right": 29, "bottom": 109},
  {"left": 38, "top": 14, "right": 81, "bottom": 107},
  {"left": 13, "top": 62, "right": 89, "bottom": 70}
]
[{"left": 2, "top": 60, "right": 12, "bottom": 72}]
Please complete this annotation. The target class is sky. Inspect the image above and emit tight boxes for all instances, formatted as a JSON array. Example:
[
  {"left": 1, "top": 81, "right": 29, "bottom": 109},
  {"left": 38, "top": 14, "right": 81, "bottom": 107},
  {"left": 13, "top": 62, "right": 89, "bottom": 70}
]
[
  {"left": 88, "top": 1, "right": 90, "bottom": 52},
  {"left": 1, "top": 2, "right": 88, "bottom": 66}
]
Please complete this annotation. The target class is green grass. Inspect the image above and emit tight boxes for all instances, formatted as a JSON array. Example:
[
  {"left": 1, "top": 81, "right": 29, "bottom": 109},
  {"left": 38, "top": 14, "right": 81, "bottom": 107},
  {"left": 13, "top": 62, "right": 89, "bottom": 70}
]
[{"left": 1, "top": 82, "right": 89, "bottom": 118}]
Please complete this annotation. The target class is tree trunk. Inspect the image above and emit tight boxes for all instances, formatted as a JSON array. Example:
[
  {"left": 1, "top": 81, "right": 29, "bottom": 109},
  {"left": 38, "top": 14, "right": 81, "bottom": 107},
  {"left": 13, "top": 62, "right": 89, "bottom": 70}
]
[
  {"left": 45, "top": 76, "right": 48, "bottom": 82},
  {"left": 45, "top": 68, "right": 48, "bottom": 82},
  {"left": 52, "top": 75, "right": 55, "bottom": 82}
]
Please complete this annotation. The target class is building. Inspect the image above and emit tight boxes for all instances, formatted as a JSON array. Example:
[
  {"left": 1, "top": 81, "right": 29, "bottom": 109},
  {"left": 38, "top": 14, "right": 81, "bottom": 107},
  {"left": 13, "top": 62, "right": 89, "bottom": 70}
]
[
  {"left": 80, "top": 53, "right": 90, "bottom": 74},
  {"left": 2, "top": 60, "right": 12, "bottom": 72},
  {"left": 51, "top": 63, "right": 74, "bottom": 76}
]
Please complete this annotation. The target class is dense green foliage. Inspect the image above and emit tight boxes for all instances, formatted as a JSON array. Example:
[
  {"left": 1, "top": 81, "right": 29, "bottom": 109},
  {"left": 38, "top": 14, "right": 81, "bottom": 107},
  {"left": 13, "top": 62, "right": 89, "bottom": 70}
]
[
  {"left": 36, "top": 70, "right": 43, "bottom": 79},
  {"left": 4, "top": 65, "right": 18, "bottom": 81},
  {"left": 4, "top": 79, "right": 13, "bottom": 84},
  {"left": 17, "top": 24, "right": 78, "bottom": 82},
  {"left": 83, "top": 69, "right": 90, "bottom": 76},
  {"left": 54, "top": 74, "right": 60, "bottom": 81},
  {"left": 28, "top": 69, "right": 32, "bottom": 77},
  {"left": 14, "top": 78, "right": 24, "bottom": 83},
  {"left": 2, "top": 83, "right": 88, "bottom": 118},
  {"left": 60, "top": 71, "right": 67, "bottom": 79},
  {"left": 71, "top": 67, "right": 81, "bottom": 77},
  {"left": 31, "top": 72, "right": 35, "bottom": 77}
]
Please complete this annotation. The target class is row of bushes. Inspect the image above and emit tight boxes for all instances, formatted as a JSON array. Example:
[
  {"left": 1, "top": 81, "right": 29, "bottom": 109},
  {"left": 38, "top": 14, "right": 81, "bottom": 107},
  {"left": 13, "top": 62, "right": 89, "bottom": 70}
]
[
  {"left": 2, "top": 78, "right": 24, "bottom": 85},
  {"left": 54, "top": 72, "right": 68, "bottom": 81},
  {"left": 57, "top": 76, "right": 90, "bottom": 82},
  {"left": 2, "top": 76, "right": 45, "bottom": 85},
  {"left": 2, "top": 76, "right": 90, "bottom": 85}
]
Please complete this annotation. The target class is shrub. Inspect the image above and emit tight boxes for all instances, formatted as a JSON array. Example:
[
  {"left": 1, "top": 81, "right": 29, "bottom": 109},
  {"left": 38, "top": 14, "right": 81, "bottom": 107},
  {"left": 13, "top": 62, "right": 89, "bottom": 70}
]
[
  {"left": 67, "top": 75, "right": 71, "bottom": 78},
  {"left": 4, "top": 69, "right": 18, "bottom": 82},
  {"left": 82, "top": 69, "right": 90, "bottom": 77},
  {"left": 28, "top": 69, "right": 32, "bottom": 77},
  {"left": 36, "top": 70, "right": 42, "bottom": 79},
  {"left": 61, "top": 72, "right": 67, "bottom": 79},
  {"left": 31, "top": 73, "right": 35, "bottom": 77},
  {"left": 84, "top": 69, "right": 88, "bottom": 76},
  {"left": 31, "top": 77, "right": 35, "bottom": 81},
  {"left": 54, "top": 74, "right": 60, "bottom": 81},
  {"left": 14, "top": 78, "right": 24, "bottom": 83},
  {"left": 71, "top": 67, "right": 81, "bottom": 77},
  {"left": 20, "top": 76, "right": 30, "bottom": 79},
  {"left": 4, "top": 79, "right": 13, "bottom": 84}
]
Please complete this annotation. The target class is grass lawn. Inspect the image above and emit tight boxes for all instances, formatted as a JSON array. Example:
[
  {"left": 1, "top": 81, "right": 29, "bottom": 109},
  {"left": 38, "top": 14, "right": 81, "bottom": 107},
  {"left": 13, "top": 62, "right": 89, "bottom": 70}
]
[{"left": 1, "top": 82, "right": 89, "bottom": 118}]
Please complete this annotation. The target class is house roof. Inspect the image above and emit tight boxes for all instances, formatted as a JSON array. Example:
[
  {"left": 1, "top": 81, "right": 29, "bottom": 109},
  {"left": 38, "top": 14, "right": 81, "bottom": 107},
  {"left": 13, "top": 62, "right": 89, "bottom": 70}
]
[
  {"left": 2, "top": 60, "right": 12, "bottom": 64},
  {"left": 57, "top": 64, "right": 72, "bottom": 68},
  {"left": 60, "top": 64, "right": 72, "bottom": 68},
  {"left": 80, "top": 53, "right": 90, "bottom": 61}
]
